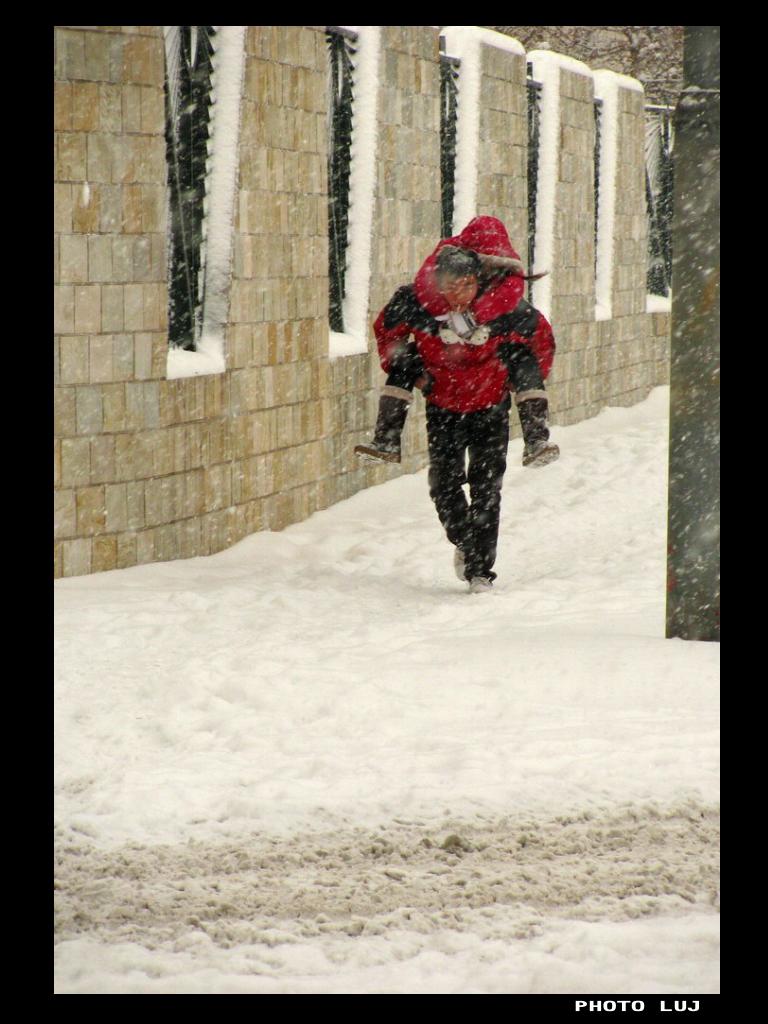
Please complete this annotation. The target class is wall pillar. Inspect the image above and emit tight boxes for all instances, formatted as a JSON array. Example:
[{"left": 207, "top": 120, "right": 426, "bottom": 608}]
[
  {"left": 55, "top": 26, "right": 170, "bottom": 576},
  {"left": 335, "top": 25, "right": 442, "bottom": 499}
]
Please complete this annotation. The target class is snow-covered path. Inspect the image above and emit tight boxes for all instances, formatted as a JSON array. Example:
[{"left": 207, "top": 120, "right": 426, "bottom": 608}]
[{"left": 53, "top": 387, "right": 719, "bottom": 993}]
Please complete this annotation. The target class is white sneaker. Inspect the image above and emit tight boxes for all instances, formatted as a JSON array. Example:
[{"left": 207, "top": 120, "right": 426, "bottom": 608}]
[
  {"left": 468, "top": 576, "right": 494, "bottom": 594},
  {"left": 453, "top": 547, "right": 467, "bottom": 581}
]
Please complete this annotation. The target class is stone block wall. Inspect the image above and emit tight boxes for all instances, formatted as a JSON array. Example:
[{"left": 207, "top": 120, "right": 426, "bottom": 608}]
[
  {"left": 338, "top": 25, "right": 443, "bottom": 498},
  {"left": 474, "top": 40, "right": 529, "bottom": 441},
  {"left": 587, "top": 81, "right": 669, "bottom": 417},
  {"left": 543, "top": 65, "right": 603, "bottom": 426},
  {"left": 475, "top": 43, "right": 528, "bottom": 271},
  {"left": 230, "top": 26, "right": 331, "bottom": 534},
  {"left": 54, "top": 26, "right": 170, "bottom": 577},
  {"left": 530, "top": 60, "right": 669, "bottom": 427},
  {"left": 54, "top": 25, "right": 670, "bottom": 578},
  {"left": 55, "top": 25, "right": 333, "bottom": 577},
  {"left": 602, "top": 84, "right": 668, "bottom": 409}
]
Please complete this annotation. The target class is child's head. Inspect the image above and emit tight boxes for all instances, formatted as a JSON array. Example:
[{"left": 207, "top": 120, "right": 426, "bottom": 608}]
[{"left": 435, "top": 246, "right": 481, "bottom": 312}]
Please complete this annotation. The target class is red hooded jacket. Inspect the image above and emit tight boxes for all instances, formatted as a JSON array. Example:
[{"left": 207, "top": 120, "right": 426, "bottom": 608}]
[{"left": 374, "top": 217, "right": 555, "bottom": 413}]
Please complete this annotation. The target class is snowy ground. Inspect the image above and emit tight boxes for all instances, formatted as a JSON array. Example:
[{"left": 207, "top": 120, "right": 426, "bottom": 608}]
[{"left": 53, "top": 387, "right": 719, "bottom": 994}]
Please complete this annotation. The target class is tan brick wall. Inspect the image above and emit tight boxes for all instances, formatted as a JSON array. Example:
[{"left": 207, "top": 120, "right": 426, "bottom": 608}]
[
  {"left": 543, "top": 67, "right": 601, "bottom": 427},
  {"left": 54, "top": 26, "right": 336, "bottom": 576},
  {"left": 587, "top": 84, "right": 669, "bottom": 415},
  {"left": 333, "top": 26, "right": 443, "bottom": 503},
  {"left": 475, "top": 41, "right": 529, "bottom": 440},
  {"left": 230, "top": 25, "right": 330, "bottom": 534},
  {"left": 55, "top": 26, "right": 169, "bottom": 575},
  {"left": 476, "top": 43, "right": 528, "bottom": 266},
  {"left": 528, "top": 66, "right": 668, "bottom": 428},
  {"left": 54, "top": 26, "right": 670, "bottom": 578}
]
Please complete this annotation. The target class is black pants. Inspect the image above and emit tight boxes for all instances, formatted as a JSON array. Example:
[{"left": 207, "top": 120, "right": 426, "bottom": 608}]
[{"left": 426, "top": 396, "right": 511, "bottom": 582}]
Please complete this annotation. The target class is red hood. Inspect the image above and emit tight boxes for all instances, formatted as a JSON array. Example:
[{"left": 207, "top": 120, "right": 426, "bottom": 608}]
[
  {"left": 454, "top": 215, "right": 520, "bottom": 259},
  {"left": 414, "top": 216, "right": 524, "bottom": 316}
]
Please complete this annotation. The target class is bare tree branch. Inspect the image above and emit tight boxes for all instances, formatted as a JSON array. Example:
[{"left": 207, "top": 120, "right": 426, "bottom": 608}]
[{"left": 482, "top": 26, "right": 683, "bottom": 104}]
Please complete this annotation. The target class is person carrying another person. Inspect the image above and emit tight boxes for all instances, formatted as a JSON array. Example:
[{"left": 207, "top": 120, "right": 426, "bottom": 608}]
[
  {"left": 355, "top": 215, "right": 559, "bottom": 471},
  {"left": 354, "top": 216, "right": 560, "bottom": 592}
]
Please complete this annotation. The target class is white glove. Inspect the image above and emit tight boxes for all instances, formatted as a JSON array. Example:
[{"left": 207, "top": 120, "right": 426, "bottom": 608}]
[
  {"left": 439, "top": 325, "right": 464, "bottom": 346},
  {"left": 464, "top": 324, "right": 490, "bottom": 346},
  {"left": 438, "top": 322, "right": 491, "bottom": 347}
]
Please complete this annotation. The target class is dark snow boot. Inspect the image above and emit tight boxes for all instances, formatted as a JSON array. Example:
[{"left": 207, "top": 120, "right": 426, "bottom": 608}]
[
  {"left": 517, "top": 392, "right": 560, "bottom": 468},
  {"left": 354, "top": 387, "right": 412, "bottom": 464}
]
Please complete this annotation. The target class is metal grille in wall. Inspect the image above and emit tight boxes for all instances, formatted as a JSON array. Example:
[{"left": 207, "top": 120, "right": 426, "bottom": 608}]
[
  {"left": 326, "top": 27, "right": 357, "bottom": 333},
  {"left": 526, "top": 65, "right": 542, "bottom": 299},
  {"left": 594, "top": 98, "right": 603, "bottom": 273},
  {"left": 163, "top": 27, "right": 217, "bottom": 350},
  {"left": 645, "top": 104, "right": 675, "bottom": 297},
  {"left": 439, "top": 49, "right": 460, "bottom": 239}
]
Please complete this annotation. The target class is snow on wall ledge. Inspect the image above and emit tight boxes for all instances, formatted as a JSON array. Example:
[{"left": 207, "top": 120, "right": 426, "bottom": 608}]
[
  {"left": 328, "top": 26, "right": 381, "bottom": 360},
  {"left": 166, "top": 26, "right": 246, "bottom": 381},
  {"left": 528, "top": 51, "right": 593, "bottom": 322},
  {"left": 441, "top": 27, "right": 525, "bottom": 233},
  {"left": 166, "top": 343, "right": 227, "bottom": 379},
  {"left": 593, "top": 69, "right": 644, "bottom": 322}
]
